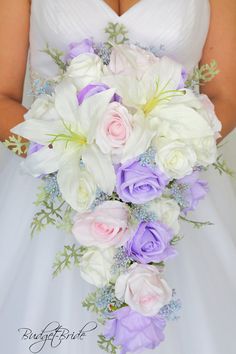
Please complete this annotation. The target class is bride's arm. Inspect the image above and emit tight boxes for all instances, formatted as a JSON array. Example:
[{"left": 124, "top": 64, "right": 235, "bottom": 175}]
[
  {"left": 0, "top": 0, "right": 30, "bottom": 142},
  {"left": 200, "top": 0, "right": 236, "bottom": 140}
]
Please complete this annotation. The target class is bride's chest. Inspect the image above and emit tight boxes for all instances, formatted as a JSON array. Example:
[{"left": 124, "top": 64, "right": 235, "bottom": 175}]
[{"left": 30, "top": 0, "right": 210, "bottom": 74}]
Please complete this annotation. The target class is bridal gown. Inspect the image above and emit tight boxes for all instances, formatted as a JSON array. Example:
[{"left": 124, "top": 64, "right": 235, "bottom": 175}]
[{"left": 0, "top": 1, "right": 236, "bottom": 353}]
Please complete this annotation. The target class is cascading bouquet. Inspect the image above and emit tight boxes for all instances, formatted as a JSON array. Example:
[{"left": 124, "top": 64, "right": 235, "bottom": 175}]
[{"left": 5, "top": 23, "right": 233, "bottom": 354}]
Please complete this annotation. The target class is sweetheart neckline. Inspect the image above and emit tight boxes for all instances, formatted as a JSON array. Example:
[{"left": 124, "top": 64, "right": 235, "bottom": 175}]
[{"left": 101, "top": 0, "right": 142, "bottom": 18}]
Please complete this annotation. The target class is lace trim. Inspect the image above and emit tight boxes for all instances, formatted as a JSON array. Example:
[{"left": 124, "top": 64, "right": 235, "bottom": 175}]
[{"left": 29, "top": 69, "right": 57, "bottom": 98}]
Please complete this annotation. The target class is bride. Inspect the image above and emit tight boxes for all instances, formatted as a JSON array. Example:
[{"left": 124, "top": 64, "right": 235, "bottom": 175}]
[{"left": 0, "top": 1, "right": 236, "bottom": 353}]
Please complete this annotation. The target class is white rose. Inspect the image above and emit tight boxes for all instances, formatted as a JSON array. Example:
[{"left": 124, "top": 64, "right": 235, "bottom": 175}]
[
  {"left": 155, "top": 140, "right": 197, "bottom": 179},
  {"left": 115, "top": 263, "right": 172, "bottom": 316},
  {"left": 108, "top": 44, "right": 159, "bottom": 78},
  {"left": 96, "top": 102, "right": 133, "bottom": 161},
  {"left": 24, "top": 95, "right": 58, "bottom": 120},
  {"left": 66, "top": 53, "right": 103, "bottom": 89},
  {"left": 80, "top": 247, "right": 115, "bottom": 287},
  {"left": 192, "top": 136, "right": 217, "bottom": 167},
  {"left": 148, "top": 198, "right": 180, "bottom": 234}
]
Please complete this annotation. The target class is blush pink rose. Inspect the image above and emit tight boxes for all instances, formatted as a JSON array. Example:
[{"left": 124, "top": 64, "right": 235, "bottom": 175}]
[
  {"left": 115, "top": 263, "right": 172, "bottom": 316},
  {"left": 72, "top": 201, "right": 131, "bottom": 248},
  {"left": 96, "top": 102, "right": 133, "bottom": 159}
]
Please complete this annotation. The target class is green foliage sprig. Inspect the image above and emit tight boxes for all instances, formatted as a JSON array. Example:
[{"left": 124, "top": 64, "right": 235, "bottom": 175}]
[
  {"left": 52, "top": 244, "right": 87, "bottom": 278},
  {"left": 213, "top": 154, "right": 235, "bottom": 178},
  {"left": 41, "top": 44, "right": 67, "bottom": 72},
  {"left": 31, "top": 182, "right": 74, "bottom": 237},
  {"left": 105, "top": 22, "right": 129, "bottom": 47},
  {"left": 82, "top": 291, "right": 100, "bottom": 314},
  {"left": 3, "top": 135, "right": 29, "bottom": 156},
  {"left": 170, "top": 234, "right": 184, "bottom": 245},
  {"left": 97, "top": 335, "right": 118, "bottom": 354},
  {"left": 180, "top": 216, "right": 214, "bottom": 229},
  {"left": 186, "top": 59, "right": 219, "bottom": 87},
  {"left": 30, "top": 199, "right": 65, "bottom": 238}
]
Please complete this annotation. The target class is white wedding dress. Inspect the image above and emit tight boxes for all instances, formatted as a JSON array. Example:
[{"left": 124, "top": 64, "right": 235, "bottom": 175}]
[{"left": 0, "top": 1, "right": 236, "bottom": 353}]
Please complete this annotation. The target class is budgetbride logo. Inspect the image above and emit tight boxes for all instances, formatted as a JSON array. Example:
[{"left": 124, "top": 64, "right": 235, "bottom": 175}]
[{"left": 18, "top": 321, "right": 98, "bottom": 353}]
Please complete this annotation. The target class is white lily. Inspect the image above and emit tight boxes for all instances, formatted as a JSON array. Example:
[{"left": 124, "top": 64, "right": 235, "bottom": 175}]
[
  {"left": 104, "top": 56, "right": 185, "bottom": 119},
  {"left": 12, "top": 80, "right": 116, "bottom": 210},
  {"left": 103, "top": 56, "right": 188, "bottom": 161},
  {"left": 104, "top": 57, "right": 216, "bottom": 163}
]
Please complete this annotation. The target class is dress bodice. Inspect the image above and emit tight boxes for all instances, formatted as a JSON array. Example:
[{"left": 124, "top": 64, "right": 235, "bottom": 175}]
[{"left": 29, "top": 0, "right": 210, "bottom": 76}]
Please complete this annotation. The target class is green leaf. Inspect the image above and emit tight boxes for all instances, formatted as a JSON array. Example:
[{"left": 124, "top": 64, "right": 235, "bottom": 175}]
[
  {"left": 170, "top": 234, "right": 184, "bottom": 245},
  {"left": 186, "top": 59, "right": 220, "bottom": 88},
  {"left": 3, "top": 135, "right": 29, "bottom": 156},
  {"left": 97, "top": 335, "right": 118, "bottom": 354},
  {"left": 105, "top": 22, "right": 129, "bottom": 47},
  {"left": 31, "top": 181, "right": 74, "bottom": 237},
  {"left": 30, "top": 200, "right": 65, "bottom": 238},
  {"left": 213, "top": 154, "right": 235, "bottom": 178},
  {"left": 41, "top": 43, "right": 67, "bottom": 72},
  {"left": 52, "top": 244, "right": 86, "bottom": 277},
  {"left": 180, "top": 216, "right": 214, "bottom": 229},
  {"left": 82, "top": 292, "right": 100, "bottom": 314}
]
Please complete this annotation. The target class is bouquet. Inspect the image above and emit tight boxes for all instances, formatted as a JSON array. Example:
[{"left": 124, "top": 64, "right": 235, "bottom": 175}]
[{"left": 5, "top": 23, "right": 232, "bottom": 354}]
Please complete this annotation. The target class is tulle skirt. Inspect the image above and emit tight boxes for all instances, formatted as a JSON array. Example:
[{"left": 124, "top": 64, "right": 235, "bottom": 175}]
[{"left": 0, "top": 142, "right": 236, "bottom": 354}]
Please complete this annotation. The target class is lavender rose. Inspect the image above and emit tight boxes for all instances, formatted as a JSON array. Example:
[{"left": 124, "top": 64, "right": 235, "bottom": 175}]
[
  {"left": 116, "top": 159, "right": 168, "bottom": 204},
  {"left": 66, "top": 39, "right": 94, "bottom": 60},
  {"left": 126, "top": 221, "right": 177, "bottom": 264},
  {"left": 177, "top": 170, "right": 208, "bottom": 214},
  {"left": 77, "top": 82, "right": 121, "bottom": 105},
  {"left": 104, "top": 306, "right": 166, "bottom": 354}
]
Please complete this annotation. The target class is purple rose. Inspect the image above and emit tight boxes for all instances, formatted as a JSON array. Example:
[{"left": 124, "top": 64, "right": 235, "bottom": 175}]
[
  {"left": 126, "top": 221, "right": 177, "bottom": 264},
  {"left": 66, "top": 39, "right": 94, "bottom": 61},
  {"left": 104, "top": 306, "right": 166, "bottom": 354},
  {"left": 177, "top": 170, "right": 208, "bottom": 214},
  {"left": 77, "top": 82, "right": 121, "bottom": 105},
  {"left": 27, "top": 142, "right": 44, "bottom": 156},
  {"left": 177, "top": 67, "right": 188, "bottom": 89},
  {"left": 116, "top": 159, "right": 168, "bottom": 204}
]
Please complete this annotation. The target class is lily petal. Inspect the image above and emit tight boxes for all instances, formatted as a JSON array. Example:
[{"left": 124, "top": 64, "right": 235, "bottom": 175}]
[
  {"left": 121, "top": 120, "right": 155, "bottom": 162},
  {"left": 78, "top": 88, "right": 115, "bottom": 142},
  {"left": 11, "top": 119, "right": 63, "bottom": 145},
  {"left": 156, "top": 104, "right": 214, "bottom": 140},
  {"left": 82, "top": 144, "right": 115, "bottom": 195},
  {"left": 21, "top": 146, "right": 61, "bottom": 177},
  {"left": 55, "top": 80, "right": 79, "bottom": 123},
  {"left": 145, "top": 56, "right": 182, "bottom": 92},
  {"left": 57, "top": 152, "right": 96, "bottom": 212}
]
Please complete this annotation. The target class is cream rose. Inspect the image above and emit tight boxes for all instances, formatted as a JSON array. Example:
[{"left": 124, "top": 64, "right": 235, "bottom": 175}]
[
  {"left": 96, "top": 102, "right": 133, "bottom": 159},
  {"left": 66, "top": 53, "right": 103, "bottom": 89},
  {"left": 192, "top": 136, "right": 217, "bottom": 167},
  {"left": 115, "top": 263, "right": 172, "bottom": 316},
  {"left": 57, "top": 167, "right": 97, "bottom": 212},
  {"left": 72, "top": 201, "right": 131, "bottom": 248},
  {"left": 80, "top": 247, "right": 115, "bottom": 287},
  {"left": 155, "top": 140, "right": 197, "bottom": 179},
  {"left": 148, "top": 198, "right": 180, "bottom": 234}
]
